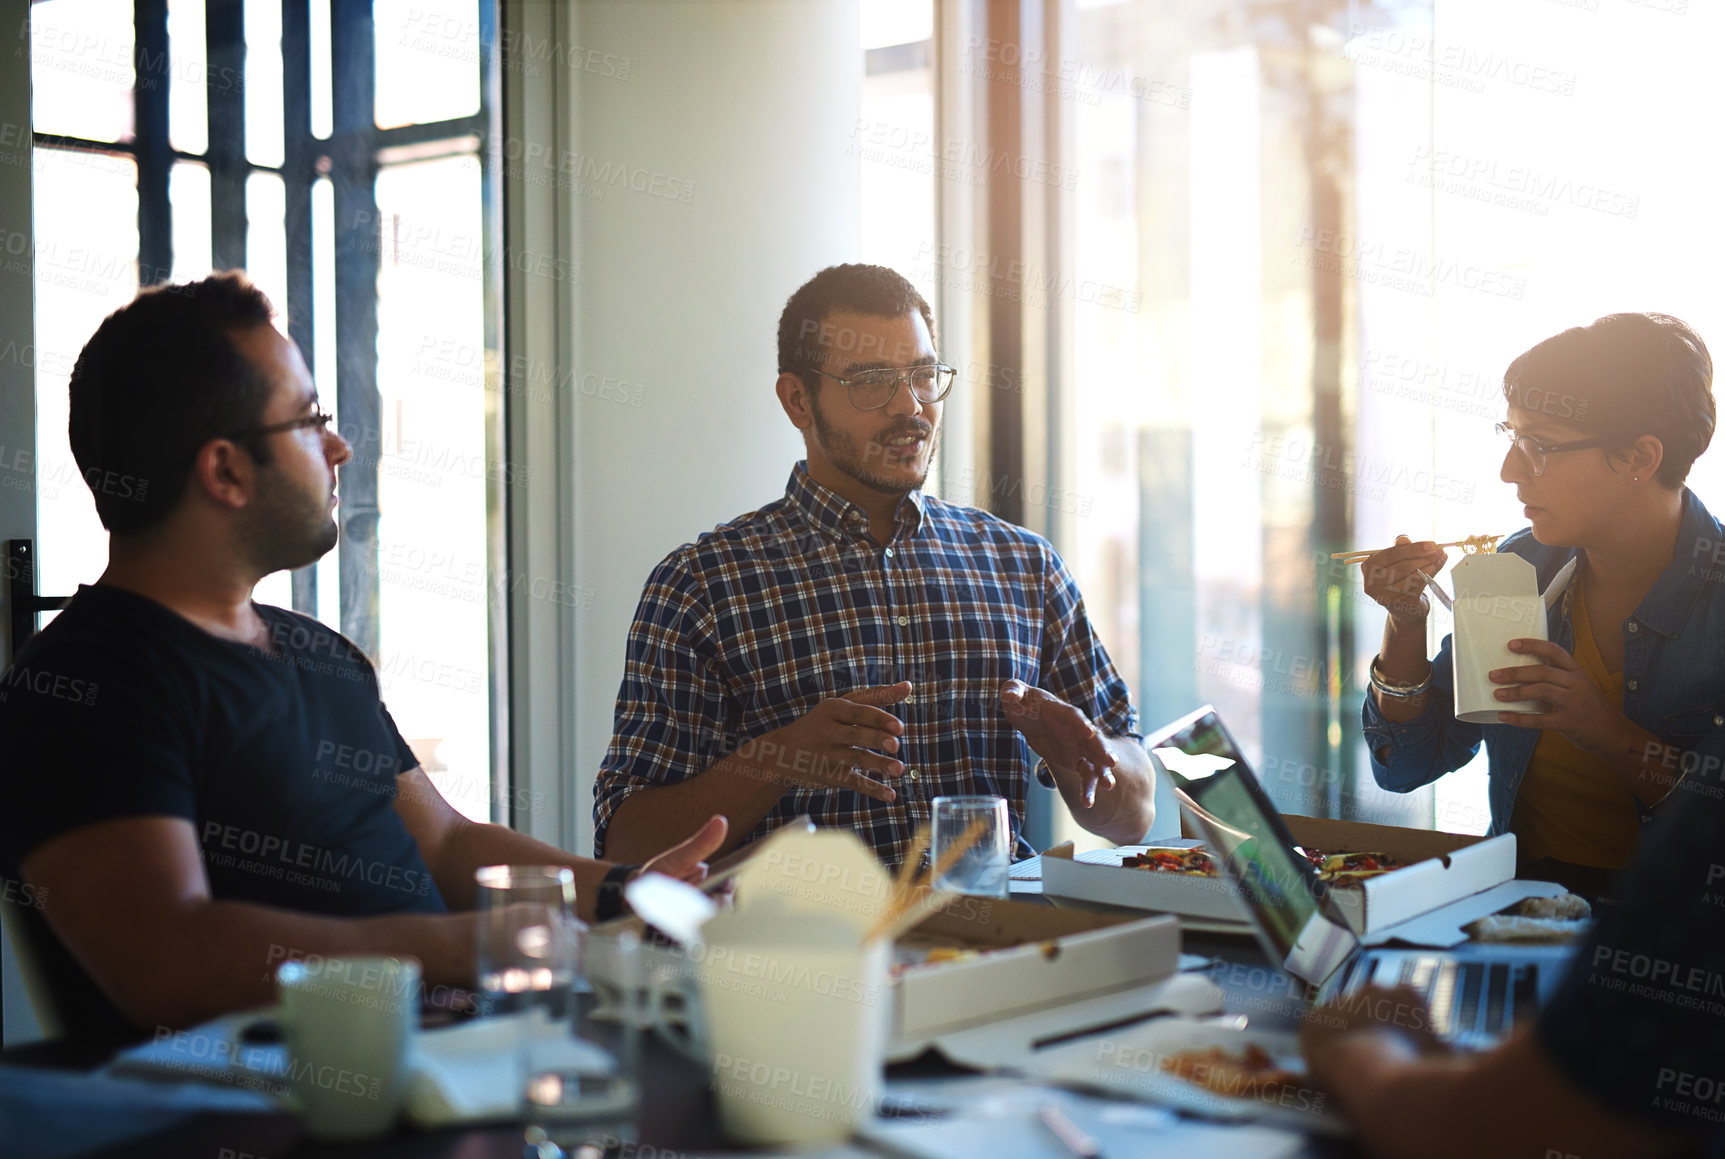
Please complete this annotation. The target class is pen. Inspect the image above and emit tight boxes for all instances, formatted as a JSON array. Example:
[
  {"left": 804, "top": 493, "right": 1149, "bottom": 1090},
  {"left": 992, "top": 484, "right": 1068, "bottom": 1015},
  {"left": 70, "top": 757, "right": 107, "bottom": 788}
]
[{"left": 1038, "top": 1102, "right": 1104, "bottom": 1159}]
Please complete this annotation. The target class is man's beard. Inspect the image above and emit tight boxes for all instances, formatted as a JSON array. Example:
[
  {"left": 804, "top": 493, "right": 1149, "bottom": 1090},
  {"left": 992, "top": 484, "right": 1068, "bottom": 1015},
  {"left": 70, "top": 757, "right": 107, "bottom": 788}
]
[
  {"left": 239, "top": 464, "right": 340, "bottom": 576},
  {"left": 809, "top": 395, "right": 939, "bottom": 494}
]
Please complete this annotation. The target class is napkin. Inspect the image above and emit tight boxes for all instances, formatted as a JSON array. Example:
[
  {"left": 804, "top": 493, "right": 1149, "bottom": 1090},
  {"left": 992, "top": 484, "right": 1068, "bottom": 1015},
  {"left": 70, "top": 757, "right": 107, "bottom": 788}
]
[{"left": 403, "top": 1012, "right": 619, "bottom": 1127}]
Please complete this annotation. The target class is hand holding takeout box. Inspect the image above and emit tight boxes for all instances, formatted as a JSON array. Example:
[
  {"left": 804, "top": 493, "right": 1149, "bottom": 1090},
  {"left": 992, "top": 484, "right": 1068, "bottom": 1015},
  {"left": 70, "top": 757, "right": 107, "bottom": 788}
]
[{"left": 1440, "top": 553, "right": 1575, "bottom": 724}]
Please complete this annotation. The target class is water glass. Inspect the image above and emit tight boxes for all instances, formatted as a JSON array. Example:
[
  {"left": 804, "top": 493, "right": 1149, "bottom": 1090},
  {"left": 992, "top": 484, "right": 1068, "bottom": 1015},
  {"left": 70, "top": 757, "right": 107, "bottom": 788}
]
[
  {"left": 930, "top": 795, "right": 1010, "bottom": 898},
  {"left": 475, "top": 864, "right": 638, "bottom": 1143}
]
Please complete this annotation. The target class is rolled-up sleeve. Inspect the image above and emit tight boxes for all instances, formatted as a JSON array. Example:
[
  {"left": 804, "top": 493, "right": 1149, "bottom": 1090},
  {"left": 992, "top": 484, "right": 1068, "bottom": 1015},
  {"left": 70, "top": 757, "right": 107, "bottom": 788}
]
[
  {"left": 1361, "top": 630, "right": 1486, "bottom": 794},
  {"left": 1039, "top": 542, "right": 1140, "bottom": 744},
  {"left": 593, "top": 557, "right": 737, "bottom": 858}
]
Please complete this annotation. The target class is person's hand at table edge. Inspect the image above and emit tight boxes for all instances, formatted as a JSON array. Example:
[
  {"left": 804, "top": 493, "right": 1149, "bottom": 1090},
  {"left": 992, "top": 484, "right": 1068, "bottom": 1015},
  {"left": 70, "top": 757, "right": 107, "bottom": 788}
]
[
  {"left": 636, "top": 814, "right": 728, "bottom": 885},
  {"left": 1300, "top": 985, "right": 1693, "bottom": 1159}
]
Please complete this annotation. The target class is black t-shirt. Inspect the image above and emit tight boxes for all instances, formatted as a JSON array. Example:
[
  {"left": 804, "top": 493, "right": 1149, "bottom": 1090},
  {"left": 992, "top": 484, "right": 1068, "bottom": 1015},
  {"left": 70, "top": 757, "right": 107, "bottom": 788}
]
[
  {"left": 1537, "top": 767, "right": 1725, "bottom": 1156},
  {"left": 0, "top": 584, "right": 446, "bottom": 1042}
]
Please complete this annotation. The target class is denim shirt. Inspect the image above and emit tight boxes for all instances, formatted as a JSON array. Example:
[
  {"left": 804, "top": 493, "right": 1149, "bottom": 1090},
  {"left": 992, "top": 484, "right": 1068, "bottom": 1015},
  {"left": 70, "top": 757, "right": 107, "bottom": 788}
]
[{"left": 1362, "top": 488, "right": 1725, "bottom": 836}]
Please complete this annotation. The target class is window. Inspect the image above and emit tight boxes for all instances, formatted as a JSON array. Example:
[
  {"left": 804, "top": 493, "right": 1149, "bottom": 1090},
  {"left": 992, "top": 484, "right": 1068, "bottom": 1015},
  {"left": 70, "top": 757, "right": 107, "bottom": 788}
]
[
  {"left": 1062, "top": 0, "right": 1725, "bottom": 835},
  {"left": 29, "top": 0, "right": 504, "bottom": 821}
]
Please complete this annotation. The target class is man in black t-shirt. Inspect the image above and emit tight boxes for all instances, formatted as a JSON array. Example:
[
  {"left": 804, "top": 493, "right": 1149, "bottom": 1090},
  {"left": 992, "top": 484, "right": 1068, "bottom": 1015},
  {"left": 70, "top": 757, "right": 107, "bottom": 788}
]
[{"left": 0, "top": 273, "right": 726, "bottom": 1043}]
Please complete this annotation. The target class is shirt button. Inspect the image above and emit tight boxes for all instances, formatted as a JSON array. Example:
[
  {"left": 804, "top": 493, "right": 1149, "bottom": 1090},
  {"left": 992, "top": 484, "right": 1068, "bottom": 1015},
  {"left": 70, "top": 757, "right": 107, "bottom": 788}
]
[
  {"left": 1626, "top": 621, "right": 1639, "bottom": 632},
  {"left": 1627, "top": 679, "right": 1639, "bottom": 691},
  {"left": 885, "top": 547, "right": 895, "bottom": 558},
  {"left": 1714, "top": 714, "right": 1724, "bottom": 727},
  {"left": 896, "top": 615, "right": 910, "bottom": 626},
  {"left": 905, "top": 768, "right": 920, "bottom": 781}
]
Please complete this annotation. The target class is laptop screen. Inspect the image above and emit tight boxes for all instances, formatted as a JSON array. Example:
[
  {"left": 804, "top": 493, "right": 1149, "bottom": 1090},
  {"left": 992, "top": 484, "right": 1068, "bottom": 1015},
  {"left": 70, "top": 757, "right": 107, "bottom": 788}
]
[{"left": 1144, "top": 706, "right": 1359, "bottom": 991}]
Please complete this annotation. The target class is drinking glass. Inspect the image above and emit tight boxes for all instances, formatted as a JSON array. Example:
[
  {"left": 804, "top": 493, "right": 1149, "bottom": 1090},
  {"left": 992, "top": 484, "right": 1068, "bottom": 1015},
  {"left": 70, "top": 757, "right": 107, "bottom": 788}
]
[
  {"left": 930, "top": 795, "right": 1010, "bottom": 898},
  {"left": 475, "top": 865, "right": 637, "bottom": 1144}
]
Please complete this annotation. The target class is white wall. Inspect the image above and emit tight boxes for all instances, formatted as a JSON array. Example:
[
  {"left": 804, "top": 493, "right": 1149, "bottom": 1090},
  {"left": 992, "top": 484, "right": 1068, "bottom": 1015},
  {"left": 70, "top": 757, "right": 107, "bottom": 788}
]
[{"left": 564, "top": 1, "right": 862, "bottom": 853}]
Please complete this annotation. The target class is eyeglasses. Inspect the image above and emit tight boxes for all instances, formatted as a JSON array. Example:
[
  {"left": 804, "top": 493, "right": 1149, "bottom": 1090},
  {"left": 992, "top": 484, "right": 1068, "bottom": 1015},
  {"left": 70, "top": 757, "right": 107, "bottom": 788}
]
[
  {"left": 809, "top": 363, "right": 956, "bottom": 411},
  {"left": 1495, "top": 422, "right": 1609, "bottom": 476},
  {"left": 226, "top": 405, "right": 336, "bottom": 443}
]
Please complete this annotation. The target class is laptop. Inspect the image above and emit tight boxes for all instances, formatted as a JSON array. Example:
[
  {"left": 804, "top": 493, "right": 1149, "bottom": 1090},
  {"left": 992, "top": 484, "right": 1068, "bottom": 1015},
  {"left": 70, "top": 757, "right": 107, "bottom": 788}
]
[{"left": 1145, "top": 705, "right": 1557, "bottom": 1049}]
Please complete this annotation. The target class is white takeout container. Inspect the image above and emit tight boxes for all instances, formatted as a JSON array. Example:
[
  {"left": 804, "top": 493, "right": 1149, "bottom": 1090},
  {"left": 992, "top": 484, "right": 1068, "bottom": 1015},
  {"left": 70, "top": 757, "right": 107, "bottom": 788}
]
[
  {"left": 588, "top": 828, "right": 1184, "bottom": 1055},
  {"left": 1447, "top": 553, "right": 1570, "bottom": 724}
]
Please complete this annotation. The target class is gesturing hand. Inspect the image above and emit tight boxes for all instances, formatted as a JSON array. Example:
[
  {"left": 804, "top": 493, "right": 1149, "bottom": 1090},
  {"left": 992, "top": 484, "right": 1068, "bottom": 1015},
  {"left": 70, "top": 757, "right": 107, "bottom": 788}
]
[
  {"left": 999, "top": 679, "right": 1117, "bottom": 807},
  {"left": 640, "top": 815, "right": 728, "bottom": 885},
  {"left": 1491, "top": 638, "right": 1629, "bottom": 758},
  {"left": 743, "top": 682, "right": 913, "bottom": 802}
]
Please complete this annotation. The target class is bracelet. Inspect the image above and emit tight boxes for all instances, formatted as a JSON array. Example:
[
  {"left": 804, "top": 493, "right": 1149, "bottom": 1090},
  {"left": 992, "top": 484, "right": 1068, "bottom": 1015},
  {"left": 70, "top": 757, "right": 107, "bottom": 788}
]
[
  {"left": 1369, "top": 657, "right": 1433, "bottom": 699},
  {"left": 595, "top": 863, "right": 640, "bottom": 922}
]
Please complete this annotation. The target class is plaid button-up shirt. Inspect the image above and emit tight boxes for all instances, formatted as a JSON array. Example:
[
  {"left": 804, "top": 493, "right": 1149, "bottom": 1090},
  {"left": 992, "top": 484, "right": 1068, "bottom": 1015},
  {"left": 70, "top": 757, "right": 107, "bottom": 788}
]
[{"left": 593, "top": 464, "right": 1140, "bottom": 866}]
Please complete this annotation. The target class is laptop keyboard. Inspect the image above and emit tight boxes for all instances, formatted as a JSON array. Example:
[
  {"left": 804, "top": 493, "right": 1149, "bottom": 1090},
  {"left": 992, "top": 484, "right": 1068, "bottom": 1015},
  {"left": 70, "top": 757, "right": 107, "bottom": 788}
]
[{"left": 1359, "top": 955, "right": 1536, "bottom": 1041}]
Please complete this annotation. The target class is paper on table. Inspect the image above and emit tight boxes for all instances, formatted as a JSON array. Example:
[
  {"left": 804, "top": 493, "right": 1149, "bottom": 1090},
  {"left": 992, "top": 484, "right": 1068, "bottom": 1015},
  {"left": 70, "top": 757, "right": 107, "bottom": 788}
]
[
  {"left": 403, "top": 1011, "right": 618, "bottom": 1128},
  {"left": 861, "top": 1084, "right": 1304, "bottom": 1159}
]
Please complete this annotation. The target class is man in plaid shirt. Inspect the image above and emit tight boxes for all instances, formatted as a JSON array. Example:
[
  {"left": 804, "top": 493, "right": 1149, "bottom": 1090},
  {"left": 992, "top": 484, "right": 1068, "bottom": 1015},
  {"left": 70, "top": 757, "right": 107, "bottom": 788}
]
[{"left": 595, "top": 265, "right": 1157, "bottom": 868}]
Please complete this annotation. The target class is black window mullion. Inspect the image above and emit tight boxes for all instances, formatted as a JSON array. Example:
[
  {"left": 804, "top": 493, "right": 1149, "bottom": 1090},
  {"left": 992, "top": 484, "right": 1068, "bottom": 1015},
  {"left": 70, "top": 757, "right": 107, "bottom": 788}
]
[
  {"left": 284, "top": 0, "right": 318, "bottom": 617},
  {"left": 207, "top": 0, "right": 247, "bottom": 270},
  {"left": 135, "top": 0, "right": 171, "bottom": 285},
  {"left": 331, "top": 0, "right": 382, "bottom": 659}
]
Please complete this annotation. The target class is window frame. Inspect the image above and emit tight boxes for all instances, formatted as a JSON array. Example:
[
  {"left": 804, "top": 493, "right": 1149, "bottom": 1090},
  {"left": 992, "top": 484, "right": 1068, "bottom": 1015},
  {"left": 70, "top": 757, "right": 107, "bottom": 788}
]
[{"left": 28, "top": 0, "right": 510, "bottom": 821}]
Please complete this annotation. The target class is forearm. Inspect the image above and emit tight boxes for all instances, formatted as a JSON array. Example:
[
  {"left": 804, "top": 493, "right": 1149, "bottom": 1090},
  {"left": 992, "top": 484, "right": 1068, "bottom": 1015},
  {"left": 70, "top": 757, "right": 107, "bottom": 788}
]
[
  {"left": 133, "top": 901, "right": 475, "bottom": 1031},
  {"left": 1373, "top": 613, "right": 1435, "bottom": 723},
  {"left": 602, "top": 753, "right": 785, "bottom": 864},
  {"left": 1314, "top": 1030, "right": 1684, "bottom": 1159},
  {"left": 1050, "top": 736, "right": 1156, "bottom": 845},
  {"left": 430, "top": 818, "right": 610, "bottom": 920}
]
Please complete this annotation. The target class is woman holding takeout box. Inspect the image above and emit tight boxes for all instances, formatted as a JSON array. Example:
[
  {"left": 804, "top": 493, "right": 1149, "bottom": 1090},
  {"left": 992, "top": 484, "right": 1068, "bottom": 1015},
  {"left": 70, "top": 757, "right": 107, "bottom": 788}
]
[{"left": 1357, "top": 312, "right": 1725, "bottom": 897}]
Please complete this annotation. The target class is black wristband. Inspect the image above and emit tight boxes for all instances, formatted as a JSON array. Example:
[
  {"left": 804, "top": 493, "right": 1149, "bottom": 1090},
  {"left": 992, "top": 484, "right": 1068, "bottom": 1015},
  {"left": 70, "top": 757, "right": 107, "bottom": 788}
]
[{"left": 595, "top": 863, "right": 640, "bottom": 923}]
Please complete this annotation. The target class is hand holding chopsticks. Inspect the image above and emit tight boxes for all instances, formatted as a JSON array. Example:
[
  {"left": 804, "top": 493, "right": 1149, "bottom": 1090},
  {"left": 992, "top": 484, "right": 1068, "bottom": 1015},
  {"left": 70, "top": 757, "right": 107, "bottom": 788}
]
[{"left": 1331, "top": 533, "right": 1501, "bottom": 564}]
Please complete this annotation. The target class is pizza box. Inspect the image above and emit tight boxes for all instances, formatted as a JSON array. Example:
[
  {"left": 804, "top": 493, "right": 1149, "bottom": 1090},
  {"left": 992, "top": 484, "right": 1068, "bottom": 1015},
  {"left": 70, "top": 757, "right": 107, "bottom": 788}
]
[
  {"left": 888, "top": 894, "right": 1182, "bottom": 1048},
  {"left": 1042, "top": 816, "right": 1518, "bottom": 937},
  {"left": 586, "top": 827, "right": 1184, "bottom": 1054}
]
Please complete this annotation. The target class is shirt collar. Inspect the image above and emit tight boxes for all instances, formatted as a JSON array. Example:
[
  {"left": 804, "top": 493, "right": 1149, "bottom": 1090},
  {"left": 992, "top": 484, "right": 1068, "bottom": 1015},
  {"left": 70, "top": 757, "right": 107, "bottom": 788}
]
[
  {"left": 1633, "top": 488, "right": 1721, "bottom": 639},
  {"left": 785, "top": 462, "right": 927, "bottom": 543}
]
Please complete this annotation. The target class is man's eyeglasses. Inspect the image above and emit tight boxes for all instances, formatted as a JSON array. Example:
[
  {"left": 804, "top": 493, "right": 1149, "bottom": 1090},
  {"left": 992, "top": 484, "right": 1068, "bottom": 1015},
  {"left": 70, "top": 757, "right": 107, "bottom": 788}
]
[
  {"left": 226, "top": 406, "right": 336, "bottom": 443},
  {"left": 1495, "top": 421, "right": 1609, "bottom": 476},
  {"left": 809, "top": 363, "right": 956, "bottom": 411}
]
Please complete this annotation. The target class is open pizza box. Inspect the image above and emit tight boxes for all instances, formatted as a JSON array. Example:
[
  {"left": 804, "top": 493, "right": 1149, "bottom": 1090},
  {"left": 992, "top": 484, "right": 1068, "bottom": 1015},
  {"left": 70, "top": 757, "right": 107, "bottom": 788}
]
[
  {"left": 1043, "top": 816, "right": 1517, "bottom": 938},
  {"left": 587, "top": 826, "right": 1217, "bottom": 1060}
]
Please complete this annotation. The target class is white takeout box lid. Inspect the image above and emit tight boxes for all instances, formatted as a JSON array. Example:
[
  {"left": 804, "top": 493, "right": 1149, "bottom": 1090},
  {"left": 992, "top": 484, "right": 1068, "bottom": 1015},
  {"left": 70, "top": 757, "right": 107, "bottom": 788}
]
[
  {"left": 726, "top": 829, "right": 893, "bottom": 937},
  {"left": 700, "top": 897, "right": 863, "bottom": 950}
]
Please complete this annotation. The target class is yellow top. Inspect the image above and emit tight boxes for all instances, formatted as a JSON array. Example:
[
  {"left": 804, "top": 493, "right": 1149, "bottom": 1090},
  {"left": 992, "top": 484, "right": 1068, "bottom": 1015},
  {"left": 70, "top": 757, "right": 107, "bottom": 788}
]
[{"left": 1508, "top": 579, "right": 1641, "bottom": 869}]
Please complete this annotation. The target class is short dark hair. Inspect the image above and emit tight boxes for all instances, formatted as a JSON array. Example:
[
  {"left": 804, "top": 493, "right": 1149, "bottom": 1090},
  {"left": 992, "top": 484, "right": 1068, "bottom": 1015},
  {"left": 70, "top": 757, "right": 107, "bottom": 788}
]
[
  {"left": 1503, "top": 312, "right": 1715, "bottom": 489},
  {"left": 776, "top": 264, "right": 937, "bottom": 387},
  {"left": 68, "top": 271, "right": 279, "bottom": 535}
]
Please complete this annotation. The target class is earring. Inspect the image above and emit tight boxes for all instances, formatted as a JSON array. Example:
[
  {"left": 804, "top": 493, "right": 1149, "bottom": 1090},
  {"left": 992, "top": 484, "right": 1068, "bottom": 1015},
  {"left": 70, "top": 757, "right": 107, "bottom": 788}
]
[{"left": 1633, "top": 476, "right": 1640, "bottom": 482}]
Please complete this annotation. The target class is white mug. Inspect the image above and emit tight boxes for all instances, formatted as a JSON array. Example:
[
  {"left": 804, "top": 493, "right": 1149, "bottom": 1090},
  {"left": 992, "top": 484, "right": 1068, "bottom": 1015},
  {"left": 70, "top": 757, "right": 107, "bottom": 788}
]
[{"left": 276, "top": 955, "right": 420, "bottom": 1140}]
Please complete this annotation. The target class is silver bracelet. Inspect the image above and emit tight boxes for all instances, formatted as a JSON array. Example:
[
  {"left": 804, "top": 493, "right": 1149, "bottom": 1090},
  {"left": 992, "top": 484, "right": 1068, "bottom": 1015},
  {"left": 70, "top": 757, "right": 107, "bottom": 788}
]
[{"left": 1370, "top": 657, "right": 1433, "bottom": 699}]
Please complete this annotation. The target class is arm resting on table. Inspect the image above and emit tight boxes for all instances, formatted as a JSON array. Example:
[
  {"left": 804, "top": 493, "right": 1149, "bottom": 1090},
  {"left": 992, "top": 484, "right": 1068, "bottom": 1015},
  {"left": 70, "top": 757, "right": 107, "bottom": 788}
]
[
  {"left": 1310, "top": 1027, "right": 1695, "bottom": 1159},
  {"left": 20, "top": 816, "right": 477, "bottom": 1032}
]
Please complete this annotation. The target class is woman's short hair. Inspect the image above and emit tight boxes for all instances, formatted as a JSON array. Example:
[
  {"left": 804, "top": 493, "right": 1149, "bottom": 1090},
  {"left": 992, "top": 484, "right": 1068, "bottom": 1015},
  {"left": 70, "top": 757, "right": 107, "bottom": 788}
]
[{"left": 1503, "top": 312, "right": 1714, "bottom": 488}]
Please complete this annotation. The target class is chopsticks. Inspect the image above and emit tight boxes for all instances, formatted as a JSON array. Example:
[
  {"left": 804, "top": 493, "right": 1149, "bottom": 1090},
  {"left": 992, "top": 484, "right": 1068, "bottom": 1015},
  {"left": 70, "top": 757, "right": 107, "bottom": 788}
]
[
  {"left": 1330, "top": 534, "right": 1500, "bottom": 564},
  {"left": 863, "top": 819, "right": 988, "bottom": 945}
]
